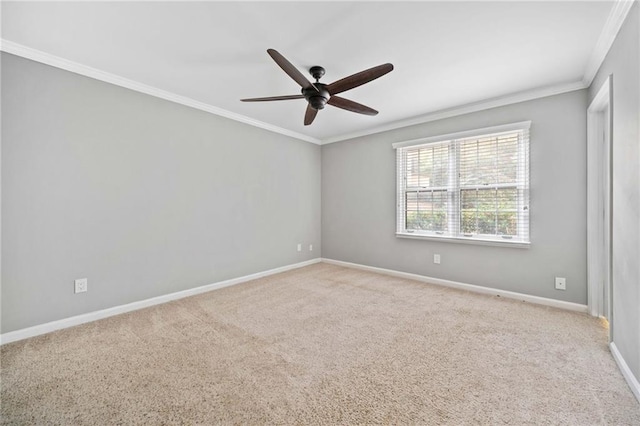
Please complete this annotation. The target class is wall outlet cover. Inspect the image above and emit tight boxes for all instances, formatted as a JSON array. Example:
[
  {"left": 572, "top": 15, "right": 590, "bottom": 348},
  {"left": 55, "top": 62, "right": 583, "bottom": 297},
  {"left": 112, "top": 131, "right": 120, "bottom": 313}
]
[{"left": 74, "top": 278, "right": 88, "bottom": 293}]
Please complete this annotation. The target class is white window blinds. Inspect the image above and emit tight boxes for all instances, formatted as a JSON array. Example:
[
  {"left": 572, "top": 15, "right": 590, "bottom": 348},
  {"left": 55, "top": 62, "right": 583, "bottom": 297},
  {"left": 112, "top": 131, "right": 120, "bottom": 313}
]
[{"left": 395, "top": 122, "right": 530, "bottom": 245}]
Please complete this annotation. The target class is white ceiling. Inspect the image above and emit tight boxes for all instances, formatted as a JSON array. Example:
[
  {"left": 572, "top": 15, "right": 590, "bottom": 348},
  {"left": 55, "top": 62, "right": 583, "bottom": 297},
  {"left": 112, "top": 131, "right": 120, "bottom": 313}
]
[{"left": 2, "top": 1, "right": 615, "bottom": 143}]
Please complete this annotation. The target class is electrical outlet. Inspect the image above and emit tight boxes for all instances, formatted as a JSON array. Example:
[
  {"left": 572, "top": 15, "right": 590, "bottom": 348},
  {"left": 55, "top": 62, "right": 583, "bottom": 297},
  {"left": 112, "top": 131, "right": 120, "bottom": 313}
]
[
  {"left": 74, "top": 278, "right": 88, "bottom": 294},
  {"left": 309, "top": 244, "right": 313, "bottom": 251},
  {"left": 434, "top": 254, "right": 441, "bottom": 264},
  {"left": 555, "top": 277, "right": 566, "bottom": 290},
  {"left": 297, "top": 243, "right": 302, "bottom": 252}
]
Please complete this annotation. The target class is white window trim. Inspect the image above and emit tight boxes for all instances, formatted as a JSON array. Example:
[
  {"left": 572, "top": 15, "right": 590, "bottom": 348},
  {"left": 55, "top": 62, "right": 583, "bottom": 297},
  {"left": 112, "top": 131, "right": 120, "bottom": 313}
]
[
  {"left": 394, "top": 121, "right": 531, "bottom": 247},
  {"left": 395, "top": 232, "right": 531, "bottom": 248},
  {"left": 391, "top": 121, "right": 531, "bottom": 149}
]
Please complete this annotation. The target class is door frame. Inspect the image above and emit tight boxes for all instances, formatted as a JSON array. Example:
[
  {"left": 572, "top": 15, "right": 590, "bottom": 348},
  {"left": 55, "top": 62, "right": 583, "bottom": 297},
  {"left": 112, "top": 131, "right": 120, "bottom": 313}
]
[{"left": 586, "top": 75, "right": 613, "bottom": 332}]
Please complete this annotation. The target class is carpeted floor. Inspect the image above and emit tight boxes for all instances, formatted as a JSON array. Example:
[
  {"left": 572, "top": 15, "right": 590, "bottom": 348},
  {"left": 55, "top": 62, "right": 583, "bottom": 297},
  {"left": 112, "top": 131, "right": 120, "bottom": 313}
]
[{"left": 1, "top": 263, "right": 639, "bottom": 424}]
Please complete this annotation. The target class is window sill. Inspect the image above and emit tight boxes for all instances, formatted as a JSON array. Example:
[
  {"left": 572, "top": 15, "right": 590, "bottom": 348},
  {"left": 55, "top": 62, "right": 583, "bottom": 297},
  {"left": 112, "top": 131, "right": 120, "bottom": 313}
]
[{"left": 395, "top": 232, "right": 531, "bottom": 248}]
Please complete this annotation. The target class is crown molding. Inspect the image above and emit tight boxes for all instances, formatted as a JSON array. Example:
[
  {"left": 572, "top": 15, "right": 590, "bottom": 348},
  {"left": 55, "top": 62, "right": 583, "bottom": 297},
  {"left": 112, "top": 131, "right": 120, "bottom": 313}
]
[
  {"left": 0, "top": 39, "right": 322, "bottom": 145},
  {"left": 5, "top": 17, "right": 616, "bottom": 148},
  {"left": 582, "top": 0, "right": 635, "bottom": 86},
  {"left": 321, "top": 80, "right": 586, "bottom": 145}
]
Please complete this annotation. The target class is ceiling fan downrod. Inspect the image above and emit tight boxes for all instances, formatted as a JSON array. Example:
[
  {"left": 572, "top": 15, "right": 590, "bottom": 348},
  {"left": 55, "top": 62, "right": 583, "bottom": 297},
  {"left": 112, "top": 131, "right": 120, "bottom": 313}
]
[
  {"left": 305, "top": 66, "right": 329, "bottom": 110},
  {"left": 303, "top": 84, "right": 330, "bottom": 110}
]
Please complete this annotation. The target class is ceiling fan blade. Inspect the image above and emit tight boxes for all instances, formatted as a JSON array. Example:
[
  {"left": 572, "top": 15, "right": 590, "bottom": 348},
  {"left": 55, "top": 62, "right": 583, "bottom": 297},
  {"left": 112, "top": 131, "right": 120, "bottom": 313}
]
[
  {"left": 267, "top": 49, "right": 319, "bottom": 93},
  {"left": 327, "top": 96, "right": 379, "bottom": 116},
  {"left": 304, "top": 104, "right": 318, "bottom": 126},
  {"left": 241, "top": 94, "right": 305, "bottom": 102},
  {"left": 326, "top": 63, "right": 394, "bottom": 95}
]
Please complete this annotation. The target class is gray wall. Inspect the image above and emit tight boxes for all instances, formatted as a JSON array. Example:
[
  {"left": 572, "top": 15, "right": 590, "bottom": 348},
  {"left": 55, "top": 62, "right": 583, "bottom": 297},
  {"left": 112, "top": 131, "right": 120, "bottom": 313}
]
[
  {"left": 1, "top": 53, "right": 321, "bottom": 333},
  {"left": 322, "top": 90, "right": 588, "bottom": 304},
  {"left": 588, "top": 3, "right": 639, "bottom": 383}
]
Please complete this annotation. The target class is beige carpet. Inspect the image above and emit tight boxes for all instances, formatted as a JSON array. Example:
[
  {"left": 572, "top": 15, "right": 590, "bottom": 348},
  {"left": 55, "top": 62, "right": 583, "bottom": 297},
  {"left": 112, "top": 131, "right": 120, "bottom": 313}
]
[{"left": 2, "top": 263, "right": 639, "bottom": 425}]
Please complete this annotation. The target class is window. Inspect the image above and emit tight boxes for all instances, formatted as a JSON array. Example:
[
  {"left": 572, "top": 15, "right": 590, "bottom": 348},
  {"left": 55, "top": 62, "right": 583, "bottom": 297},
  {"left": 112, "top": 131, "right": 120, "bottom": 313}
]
[{"left": 394, "top": 122, "right": 530, "bottom": 246}]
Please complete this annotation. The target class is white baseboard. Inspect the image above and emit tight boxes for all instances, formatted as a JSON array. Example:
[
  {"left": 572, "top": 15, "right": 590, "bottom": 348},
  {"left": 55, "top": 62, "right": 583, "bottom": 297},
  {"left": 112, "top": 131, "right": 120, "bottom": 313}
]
[
  {"left": 610, "top": 342, "right": 640, "bottom": 403},
  {"left": 0, "top": 258, "right": 321, "bottom": 345},
  {"left": 321, "top": 258, "right": 588, "bottom": 313}
]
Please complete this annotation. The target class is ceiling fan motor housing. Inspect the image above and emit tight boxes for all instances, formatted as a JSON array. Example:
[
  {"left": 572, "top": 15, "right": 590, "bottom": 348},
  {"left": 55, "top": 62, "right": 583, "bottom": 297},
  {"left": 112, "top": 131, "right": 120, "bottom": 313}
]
[
  {"left": 303, "top": 83, "right": 330, "bottom": 110},
  {"left": 242, "top": 50, "right": 393, "bottom": 124}
]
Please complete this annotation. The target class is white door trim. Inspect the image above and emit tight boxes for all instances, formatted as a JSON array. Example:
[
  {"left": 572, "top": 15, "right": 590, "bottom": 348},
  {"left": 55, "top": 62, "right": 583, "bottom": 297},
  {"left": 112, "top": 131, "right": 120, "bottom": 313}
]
[{"left": 586, "top": 76, "right": 613, "bottom": 325}]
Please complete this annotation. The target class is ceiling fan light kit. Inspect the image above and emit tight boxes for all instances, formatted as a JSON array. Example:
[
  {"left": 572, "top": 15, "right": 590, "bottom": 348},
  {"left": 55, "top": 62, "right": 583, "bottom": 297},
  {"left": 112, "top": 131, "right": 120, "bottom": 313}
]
[{"left": 241, "top": 49, "right": 393, "bottom": 125}]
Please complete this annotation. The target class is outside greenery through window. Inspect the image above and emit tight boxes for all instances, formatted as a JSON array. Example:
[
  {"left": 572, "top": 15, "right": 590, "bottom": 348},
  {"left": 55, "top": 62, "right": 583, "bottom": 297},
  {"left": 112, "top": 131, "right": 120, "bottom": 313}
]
[{"left": 394, "top": 122, "right": 530, "bottom": 244}]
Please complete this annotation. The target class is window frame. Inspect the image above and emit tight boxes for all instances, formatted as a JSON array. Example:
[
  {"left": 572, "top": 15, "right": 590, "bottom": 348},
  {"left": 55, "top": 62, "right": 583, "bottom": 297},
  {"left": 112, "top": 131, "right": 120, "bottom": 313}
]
[{"left": 394, "top": 121, "right": 531, "bottom": 248}]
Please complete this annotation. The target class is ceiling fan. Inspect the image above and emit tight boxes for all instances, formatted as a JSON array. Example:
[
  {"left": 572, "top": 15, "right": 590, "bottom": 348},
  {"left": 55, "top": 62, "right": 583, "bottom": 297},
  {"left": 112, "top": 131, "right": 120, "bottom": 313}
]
[{"left": 241, "top": 49, "right": 394, "bottom": 126}]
